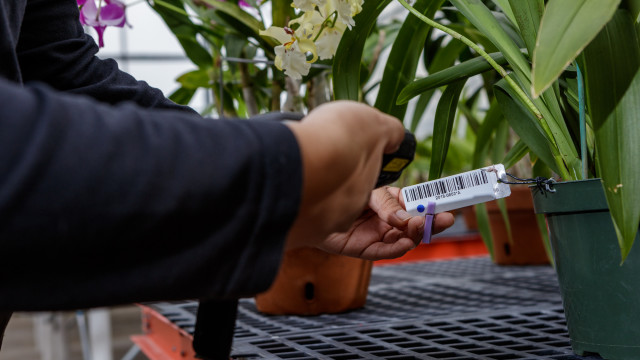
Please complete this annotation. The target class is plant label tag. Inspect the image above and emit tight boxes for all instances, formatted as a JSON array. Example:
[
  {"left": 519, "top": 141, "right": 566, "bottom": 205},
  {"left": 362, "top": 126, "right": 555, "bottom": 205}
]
[{"left": 402, "top": 164, "right": 511, "bottom": 216}]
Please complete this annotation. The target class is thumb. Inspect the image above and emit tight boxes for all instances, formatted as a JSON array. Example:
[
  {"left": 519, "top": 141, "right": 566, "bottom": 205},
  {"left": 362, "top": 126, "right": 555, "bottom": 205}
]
[{"left": 369, "top": 187, "right": 418, "bottom": 228}]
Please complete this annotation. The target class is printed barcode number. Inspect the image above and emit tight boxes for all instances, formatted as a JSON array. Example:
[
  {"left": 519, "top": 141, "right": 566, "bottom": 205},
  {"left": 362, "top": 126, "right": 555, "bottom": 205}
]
[{"left": 404, "top": 170, "right": 489, "bottom": 202}]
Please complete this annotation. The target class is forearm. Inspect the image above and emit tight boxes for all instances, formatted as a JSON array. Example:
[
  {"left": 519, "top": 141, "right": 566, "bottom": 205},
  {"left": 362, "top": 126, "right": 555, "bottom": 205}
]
[{"left": 0, "top": 79, "right": 302, "bottom": 310}]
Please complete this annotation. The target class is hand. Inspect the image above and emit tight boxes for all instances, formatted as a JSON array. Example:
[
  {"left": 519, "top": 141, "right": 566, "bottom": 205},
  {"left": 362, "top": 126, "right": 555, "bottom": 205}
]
[
  {"left": 285, "top": 101, "right": 406, "bottom": 248},
  {"left": 317, "top": 186, "right": 455, "bottom": 260}
]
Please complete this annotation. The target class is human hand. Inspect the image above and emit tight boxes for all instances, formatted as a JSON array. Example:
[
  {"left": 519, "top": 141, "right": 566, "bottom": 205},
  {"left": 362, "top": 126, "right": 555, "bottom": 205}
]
[
  {"left": 285, "top": 101, "right": 406, "bottom": 248},
  {"left": 316, "top": 186, "right": 455, "bottom": 260}
]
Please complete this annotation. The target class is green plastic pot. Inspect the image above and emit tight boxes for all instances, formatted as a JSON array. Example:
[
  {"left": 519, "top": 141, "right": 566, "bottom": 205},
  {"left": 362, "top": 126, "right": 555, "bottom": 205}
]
[{"left": 531, "top": 179, "right": 640, "bottom": 360}]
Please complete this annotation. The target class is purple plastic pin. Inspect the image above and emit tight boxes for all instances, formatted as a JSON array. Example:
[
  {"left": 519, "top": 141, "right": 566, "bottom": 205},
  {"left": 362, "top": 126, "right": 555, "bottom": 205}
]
[{"left": 422, "top": 202, "right": 436, "bottom": 244}]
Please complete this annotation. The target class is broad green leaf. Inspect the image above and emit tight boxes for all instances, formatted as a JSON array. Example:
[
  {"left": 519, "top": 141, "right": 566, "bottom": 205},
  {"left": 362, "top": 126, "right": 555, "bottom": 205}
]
[
  {"left": 475, "top": 203, "right": 494, "bottom": 258},
  {"left": 397, "top": 52, "right": 507, "bottom": 104},
  {"left": 582, "top": 10, "right": 640, "bottom": 261},
  {"left": 494, "top": 79, "right": 560, "bottom": 175},
  {"left": 492, "top": 118, "right": 509, "bottom": 164},
  {"left": 334, "top": 0, "right": 392, "bottom": 100},
  {"left": 536, "top": 214, "right": 554, "bottom": 266},
  {"left": 473, "top": 99, "right": 503, "bottom": 168},
  {"left": 496, "top": 198, "right": 513, "bottom": 244},
  {"left": 176, "top": 69, "right": 212, "bottom": 89},
  {"left": 375, "top": 0, "right": 445, "bottom": 119},
  {"left": 199, "top": 0, "right": 276, "bottom": 52},
  {"left": 409, "top": 90, "right": 435, "bottom": 133},
  {"left": 508, "top": 0, "right": 544, "bottom": 56},
  {"left": 150, "top": 0, "right": 213, "bottom": 68},
  {"left": 428, "top": 79, "right": 467, "bottom": 180},
  {"left": 427, "top": 39, "right": 467, "bottom": 74},
  {"left": 502, "top": 140, "right": 529, "bottom": 169},
  {"left": 532, "top": 0, "right": 620, "bottom": 97},
  {"left": 492, "top": 0, "right": 517, "bottom": 25},
  {"left": 199, "top": 0, "right": 264, "bottom": 33},
  {"left": 169, "top": 86, "right": 196, "bottom": 105},
  {"left": 449, "top": 0, "right": 532, "bottom": 82}
]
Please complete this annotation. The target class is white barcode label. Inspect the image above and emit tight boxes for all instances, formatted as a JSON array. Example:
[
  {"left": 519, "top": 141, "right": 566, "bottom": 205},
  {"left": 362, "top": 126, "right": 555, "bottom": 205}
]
[{"left": 402, "top": 164, "right": 511, "bottom": 215}]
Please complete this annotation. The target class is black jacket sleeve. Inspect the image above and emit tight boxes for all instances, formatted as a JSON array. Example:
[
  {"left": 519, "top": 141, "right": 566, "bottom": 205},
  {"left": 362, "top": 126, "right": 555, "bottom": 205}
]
[
  {"left": 0, "top": 78, "right": 302, "bottom": 311},
  {"left": 16, "top": 0, "right": 194, "bottom": 113}
]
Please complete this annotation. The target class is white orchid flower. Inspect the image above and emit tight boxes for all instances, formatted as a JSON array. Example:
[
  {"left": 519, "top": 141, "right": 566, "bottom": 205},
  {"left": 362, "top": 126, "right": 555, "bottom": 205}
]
[
  {"left": 260, "top": 26, "right": 317, "bottom": 79},
  {"left": 292, "top": 0, "right": 326, "bottom": 11},
  {"left": 315, "top": 20, "right": 345, "bottom": 59},
  {"left": 275, "top": 42, "right": 312, "bottom": 79},
  {"left": 260, "top": 0, "right": 364, "bottom": 78}
]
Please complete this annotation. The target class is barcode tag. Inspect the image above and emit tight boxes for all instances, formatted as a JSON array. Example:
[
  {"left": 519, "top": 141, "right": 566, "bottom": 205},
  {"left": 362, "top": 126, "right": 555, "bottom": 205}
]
[{"left": 402, "top": 164, "right": 511, "bottom": 215}]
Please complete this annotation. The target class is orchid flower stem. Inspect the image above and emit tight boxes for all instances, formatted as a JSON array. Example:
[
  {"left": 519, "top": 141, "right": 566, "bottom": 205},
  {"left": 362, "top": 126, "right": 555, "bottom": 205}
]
[
  {"left": 395, "top": 0, "right": 544, "bottom": 123},
  {"left": 313, "top": 11, "right": 338, "bottom": 42},
  {"left": 96, "top": 0, "right": 103, "bottom": 21}
]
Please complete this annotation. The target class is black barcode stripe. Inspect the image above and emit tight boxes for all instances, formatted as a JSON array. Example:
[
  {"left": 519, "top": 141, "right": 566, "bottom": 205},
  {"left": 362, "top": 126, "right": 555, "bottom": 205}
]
[{"left": 404, "top": 170, "right": 489, "bottom": 202}]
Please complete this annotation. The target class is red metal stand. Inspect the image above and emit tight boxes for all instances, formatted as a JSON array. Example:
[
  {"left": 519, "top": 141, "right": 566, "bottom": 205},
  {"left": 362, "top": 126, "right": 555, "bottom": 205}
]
[{"left": 131, "top": 306, "right": 196, "bottom": 360}]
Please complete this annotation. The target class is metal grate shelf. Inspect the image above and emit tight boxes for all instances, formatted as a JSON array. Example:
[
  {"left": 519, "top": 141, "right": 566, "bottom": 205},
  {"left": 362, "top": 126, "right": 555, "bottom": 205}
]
[{"left": 146, "top": 257, "right": 603, "bottom": 359}]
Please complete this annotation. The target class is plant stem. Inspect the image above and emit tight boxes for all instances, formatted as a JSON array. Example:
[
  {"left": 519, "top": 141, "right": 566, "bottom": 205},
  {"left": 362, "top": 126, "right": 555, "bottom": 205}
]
[
  {"left": 313, "top": 11, "right": 339, "bottom": 42},
  {"left": 96, "top": 0, "right": 103, "bottom": 21}
]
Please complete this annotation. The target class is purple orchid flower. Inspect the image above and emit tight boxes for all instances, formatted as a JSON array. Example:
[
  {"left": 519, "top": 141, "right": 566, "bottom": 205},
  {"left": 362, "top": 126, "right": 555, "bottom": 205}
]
[{"left": 77, "top": 0, "right": 128, "bottom": 47}]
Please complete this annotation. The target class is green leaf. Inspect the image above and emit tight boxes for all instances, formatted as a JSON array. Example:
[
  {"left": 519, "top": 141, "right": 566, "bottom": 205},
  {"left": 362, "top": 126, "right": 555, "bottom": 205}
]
[
  {"left": 176, "top": 69, "right": 212, "bottom": 89},
  {"left": 508, "top": 0, "right": 544, "bottom": 56},
  {"left": 536, "top": 213, "right": 554, "bottom": 267},
  {"left": 428, "top": 79, "right": 467, "bottom": 180},
  {"left": 199, "top": 0, "right": 264, "bottom": 33},
  {"left": 532, "top": 0, "right": 620, "bottom": 97},
  {"left": 582, "top": 10, "right": 640, "bottom": 261},
  {"left": 375, "top": 0, "right": 445, "bottom": 119},
  {"left": 427, "top": 38, "right": 467, "bottom": 74},
  {"left": 169, "top": 86, "right": 196, "bottom": 105},
  {"left": 494, "top": 78, "right": 560, "bottom": 175},
  {"left": 502, "top": 140, "right": 529, "bottom": 169},
  {"left": 496, "top": 198, "right": 513, "bottom": 244},
  {"left": 397, "top": 52, "right": 507, "bottom": 104},
  {"left": 492, "top": 0, "right": 517, "bottom": 25},
  {"left": 492, "top": 118, "right": 509, "bottom": 164},
  {"left": 473, "top": 99, "right": 503, "bottom": 168},
  {"left": 449, "top": 0, "right": 532, "bottom": 82},
  {"left": 409, "top": 90, "right": 435, "bottom": 133},
  {"left": 475, "top": 203, "right": 494, "bottom": 258},
  {"left": 334, "top": 0, "right": 393, "bottom": 100},
  {"left": 198, "top": 0, "right": 276, "bottom": 52},
  {"left": 150, "top": 0, "right": 213, "bottom": 68}
]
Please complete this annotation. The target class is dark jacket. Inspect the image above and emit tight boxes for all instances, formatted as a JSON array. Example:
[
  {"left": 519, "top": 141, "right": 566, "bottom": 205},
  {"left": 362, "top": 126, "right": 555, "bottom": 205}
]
[{"left": 0, "top": 0, "right": 302, "bottom": 311}]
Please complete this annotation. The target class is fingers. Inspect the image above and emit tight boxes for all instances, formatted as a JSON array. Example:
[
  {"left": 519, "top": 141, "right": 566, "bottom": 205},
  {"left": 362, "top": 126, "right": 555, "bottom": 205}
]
[
  {"left": 379, "top": 112, "right": 405, "bottom": 154},
  {"left": 433, "top": 212, "right": 455, "bottom": 234},
  {"left": 369, "top": 187, "right": 414, "bottom": 228},
  {"left": 359, "top": 237, "right": 417, "bottom": 260}
]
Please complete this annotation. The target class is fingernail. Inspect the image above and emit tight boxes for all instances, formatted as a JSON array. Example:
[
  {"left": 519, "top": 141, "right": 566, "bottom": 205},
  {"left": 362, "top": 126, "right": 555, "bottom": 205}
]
[{"left": 396, "top": 210, "right": 411, "bottom": 221}]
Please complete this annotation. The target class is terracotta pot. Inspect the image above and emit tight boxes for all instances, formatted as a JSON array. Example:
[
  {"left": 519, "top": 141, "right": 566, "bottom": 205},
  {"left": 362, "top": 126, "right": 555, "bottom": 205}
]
[
  {"left": 486, "top": 186, "right": 549, "bottom": 265},
  {"left": 255, "top": 247, "right": 372, "bottom": 315}
]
